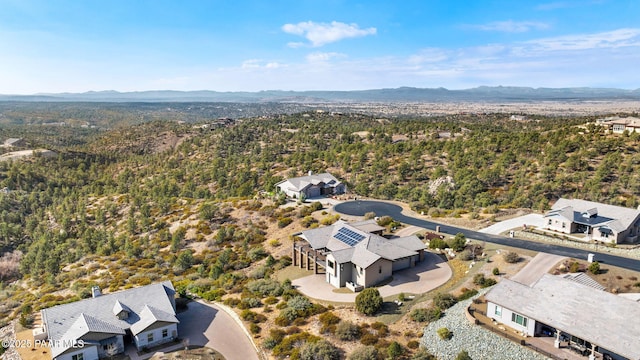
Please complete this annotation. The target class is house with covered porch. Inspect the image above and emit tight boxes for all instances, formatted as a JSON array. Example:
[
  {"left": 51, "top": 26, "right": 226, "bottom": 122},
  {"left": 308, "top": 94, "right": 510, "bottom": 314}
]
[
  {"left": 485, "top": 274, "right": 640, "bottom": 360},
  {"left": 292, "top": 219, "right": 426, "bottom": 291},
  {"left": 543, "top": 198, "right": 640, "bottom": 244}
]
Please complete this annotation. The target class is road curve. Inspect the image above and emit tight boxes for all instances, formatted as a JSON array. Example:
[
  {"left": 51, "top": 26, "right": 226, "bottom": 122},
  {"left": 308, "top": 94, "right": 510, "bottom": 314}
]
[{"left": 334, "top": 200, "right": 640, "bottom": 272}]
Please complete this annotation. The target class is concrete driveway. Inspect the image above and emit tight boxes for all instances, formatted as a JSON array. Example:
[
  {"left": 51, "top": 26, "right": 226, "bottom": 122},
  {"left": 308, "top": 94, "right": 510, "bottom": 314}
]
[
  {"left": 510, "top": 253, "right": 566, "bottom": 286},
  {"left": 479, "top": 214, "right": 546, "bottom": 235},
  {"left": 292, "top": 252, "right": 452, "bottom": 302},
  {"left": 177, "top": 300, "right": 260, "bottom": 360}
]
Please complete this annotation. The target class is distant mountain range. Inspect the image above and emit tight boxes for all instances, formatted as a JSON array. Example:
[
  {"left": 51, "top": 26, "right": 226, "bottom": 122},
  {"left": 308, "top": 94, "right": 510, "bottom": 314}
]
[{"left": 1, "top": 86, "right": 639, "bottom": 103}]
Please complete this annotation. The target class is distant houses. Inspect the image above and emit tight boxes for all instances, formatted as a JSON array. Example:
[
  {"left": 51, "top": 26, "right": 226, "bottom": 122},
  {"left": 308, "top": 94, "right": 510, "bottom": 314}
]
[
  {"left": 596, "top": 116, "right": 640, "bottom": 134},
  {"left": 275, "top": 172, "right": 346, "bottom": 199},
  {"left": 292, "top": 219, "right": 426, "bottom": 291},
  {"left": 543, "top": 198, "right": 640, "bottom": 244},
  {"left": 40, "top": 282, "right": 178, "bottom": 360}
]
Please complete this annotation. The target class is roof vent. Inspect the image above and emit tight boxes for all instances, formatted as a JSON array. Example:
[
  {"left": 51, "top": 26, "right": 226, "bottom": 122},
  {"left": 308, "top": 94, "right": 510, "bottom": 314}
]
[
  {"left": 91, "top": 286, "right": 102, "bottom": 298},
  {"left": 308, "top": 170, "right": 313, "bottom": 176}
]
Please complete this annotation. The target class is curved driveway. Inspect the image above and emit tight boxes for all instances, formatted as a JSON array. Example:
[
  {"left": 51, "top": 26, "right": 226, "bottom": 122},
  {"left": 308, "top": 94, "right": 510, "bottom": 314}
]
[
  {"left": 177, "top": 300, "right": 260, "bottom": 360},
  {"left": 334, "top": 200, "right": 640, "bottom": 272}
]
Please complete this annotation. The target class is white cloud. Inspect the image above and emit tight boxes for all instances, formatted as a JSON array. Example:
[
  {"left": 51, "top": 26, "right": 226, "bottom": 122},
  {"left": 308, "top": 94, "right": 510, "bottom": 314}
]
[
  {"left": 524, "top": 28, "right": 640, "bottom": 51},
  {"left": 470, "top": 20, "right": 550, "bottom": 33},
  {"left": 282, "top": 21, "right": 376, "bottom": 47},
  {"left": 241, "top": 59, "right": 285, "bottom": 70},
  {"left": 306, "top": 52, "right": 346, "bottom": 63}
]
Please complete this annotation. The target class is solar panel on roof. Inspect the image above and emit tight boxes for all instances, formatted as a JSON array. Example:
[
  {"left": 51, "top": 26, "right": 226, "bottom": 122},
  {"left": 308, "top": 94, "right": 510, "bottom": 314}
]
[{"left": 333, "top": 227, "right": 366, "bottom": 247}]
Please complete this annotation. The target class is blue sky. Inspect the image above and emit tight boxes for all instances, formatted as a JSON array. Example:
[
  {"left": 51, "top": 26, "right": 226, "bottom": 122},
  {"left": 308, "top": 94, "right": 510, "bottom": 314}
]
[{"left": 1, "top": 0, "right": 639, "bottom": 93}]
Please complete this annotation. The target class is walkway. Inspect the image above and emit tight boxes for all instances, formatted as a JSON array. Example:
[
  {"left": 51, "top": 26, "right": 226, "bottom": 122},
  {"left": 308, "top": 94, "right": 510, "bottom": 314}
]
[{"left": 292, "top": 252, "right": 452, "bottom": 302}]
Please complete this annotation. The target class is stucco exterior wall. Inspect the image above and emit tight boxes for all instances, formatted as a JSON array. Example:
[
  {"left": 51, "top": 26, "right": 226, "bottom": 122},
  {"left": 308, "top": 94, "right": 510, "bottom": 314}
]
[
  {"left": 134, "top": 323, "right": 178, "bottom": 350},
  {"left": 325, "top": 255, "right": 351, "bottom": 288},
  {"left": 487, "top": 301, "right": 535, "bottom": 336},
  {"left": 55, "top": 345, "right": 99, "bottom": 360},
  {"left": 362, "top": 258, "right": 393, "bottom": 288}
]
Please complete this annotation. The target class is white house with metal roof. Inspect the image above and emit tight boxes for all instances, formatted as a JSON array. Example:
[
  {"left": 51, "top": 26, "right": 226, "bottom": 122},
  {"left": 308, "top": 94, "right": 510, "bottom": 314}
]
[
  {"left": 485, "top": 274, "right": 639, "bottom": 360},
  {"left": 275, "top": 172, "right": 346, "bottom": 199},
  {"left": 543, "top": 198, "right": 640, "bottom": 244},
  {"left": 293, "top": 220, "right": 426, "bottom": 290},
  {"left": 40, "top": 281, "right": 179, "bottom": 360}
]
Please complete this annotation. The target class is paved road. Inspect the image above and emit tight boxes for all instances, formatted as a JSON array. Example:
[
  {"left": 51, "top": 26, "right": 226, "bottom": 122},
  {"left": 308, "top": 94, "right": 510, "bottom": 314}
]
[
  {"left": 334, "top": 200, "right": 640, "bottom": 272},
  {"left": 177, "top": 301, "right": 260, "bottom": 360}
]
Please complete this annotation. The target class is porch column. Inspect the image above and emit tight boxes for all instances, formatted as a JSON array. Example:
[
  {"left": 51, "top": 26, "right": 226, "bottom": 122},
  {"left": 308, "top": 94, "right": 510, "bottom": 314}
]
[
  {"left": 554, "top": 331, "right": 561, "bottom": 348},
  {"left": 307, "top": 250, "right": 311, "bottom": 270},
  {"left": 300, "top": 248, "right": 305, "bottom": 268},
  {"left": 292, "top": 243, "right": 297, "bottom": 266},
  {"left": 314, "top": 250, "right": 318, "bottom": 274},
  {"left": 588, "top": 343, "right": 596, "bottom": 360}
]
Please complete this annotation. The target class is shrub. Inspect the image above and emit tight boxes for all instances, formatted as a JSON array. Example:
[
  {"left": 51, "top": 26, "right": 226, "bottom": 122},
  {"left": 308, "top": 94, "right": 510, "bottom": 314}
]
[
  {"left": 348, "top": 345, "right": 378, "bottom": 360},
  {"left": 407, "top": 340, "right": 420, "bottom": 349},
  {"left": 246, "top": 278, "right": 284, "bottom": 297},
  {"left": 588, "top": 261, "right": 601, "bottom": 274},
  {"left": 355, "top": 288, "right": 383, "bottom": 315},
  {"left": 457, "top": 288, "right": 479, "bottom": 301},
  {"left": 387, "top": 341, "right": 404, "bottom": 358},
  {"left": 277, "top": 217, "right": 293, "bottom": 228},
  {"left": 503, "top": 251, "right": 520, "bottom": 263},
  {"left": 299, "top": 339, "right": 340, "bottom": 360},
  {"left": 319, "top": 312, "right": 341, "bottom": 327},
  {"left": 473, "top": 274, "right": 497, "bottom": 288},
  {"left": 364, "top": 212, "right": 376, "bottom": 220},
  {"left": 492, "top": 267, "right": 500, "bottom": 276},
  {"left": 249, "top": 323, "right": 261, "bottom": 334},
  {"left": 569, "top": 261, "right": 581, "bottom": 273},
  {"left": 428, "top": 238, "right": 449, "bottom": 250},
  {"left": 360, "top": 333, "right": 378, "bottom": 345},
  {"left": 448, "top": 233, "right": 467, "bottom": 252},
  {"left": 433, "top": 293, "right": 457, "bottom": 310},
  {"left": 335, "top": 321, "right": 361, "bottom": 341},
  {"left": 412, "top": 349, "right": 437, "bottom": 360},
  {"left": 459, "top": 249, "right": 474, "bottom": 261},
  {"left": 456, "top": 350, "right": 472, "bottom": 360},
  {"left": 410, "top": 307, "right": 441, "bottom": 322},
  {"left": 301, "top": 216, "right": 318, "bottom": 228},
  {"left": 377, "top": 216, "right": 394, "bottom": 227},
  {"left": 370, "top": 322, "right": 389, "bottom": 336},
  {"left": 398, "top": 292, "right": 406, "bottom": 301},
  {"left": 288, "top": 296, "right": 313, "bottom": 312},
  {"left": 437, "top": 327, "right": 452, "bottom": 340}
]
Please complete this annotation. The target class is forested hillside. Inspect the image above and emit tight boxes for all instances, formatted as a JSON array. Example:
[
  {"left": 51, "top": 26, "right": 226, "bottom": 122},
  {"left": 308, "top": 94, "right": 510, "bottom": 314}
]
[{"left": 1, "top": 109, "right": 639, "bottom": 331}]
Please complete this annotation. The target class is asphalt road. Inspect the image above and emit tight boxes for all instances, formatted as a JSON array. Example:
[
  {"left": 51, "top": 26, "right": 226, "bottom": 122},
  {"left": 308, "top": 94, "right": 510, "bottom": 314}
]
[{"left": 334, "top": 200, "right": 640, "bottom": 272}]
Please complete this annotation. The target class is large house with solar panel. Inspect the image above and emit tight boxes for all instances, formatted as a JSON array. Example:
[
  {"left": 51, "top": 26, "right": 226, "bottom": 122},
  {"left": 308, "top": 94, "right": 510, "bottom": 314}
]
[
  {"left": 38, "top": 281, "right": 179, "bottom": 360},
  {"left": 543, "top": 198, "right": 640, "bottom": 244},
  {"left": 292, "top": 220, "right": 426, "bottom": 291}
]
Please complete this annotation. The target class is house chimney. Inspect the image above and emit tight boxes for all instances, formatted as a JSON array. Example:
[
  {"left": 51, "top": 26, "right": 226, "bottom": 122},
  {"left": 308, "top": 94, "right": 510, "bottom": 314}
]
[
  {"left": 91, "top": 286, "right": 102, "bottom": 298},
  {"left": 308, "top": 170, "right": 312, "bottom": 176}
]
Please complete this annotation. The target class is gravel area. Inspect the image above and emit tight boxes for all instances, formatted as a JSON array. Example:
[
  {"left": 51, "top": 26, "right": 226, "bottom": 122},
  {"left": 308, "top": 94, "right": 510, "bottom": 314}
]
[{"left": 420, "top": 290, "right": 548, "bottom": 360}]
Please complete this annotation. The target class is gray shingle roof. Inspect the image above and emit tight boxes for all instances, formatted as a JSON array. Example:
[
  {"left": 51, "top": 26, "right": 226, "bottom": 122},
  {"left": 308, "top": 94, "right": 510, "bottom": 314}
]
[
  {"left": 42, "top": 281, "right": 176, "bottom": 357},
  {"left": 547, "top": 198, "right": 640, "bottom": 231},
  {"left": 485, "top": 274, "right": 640, "bottom": 360},
  {"left": 130, "top": 305, "right": 179, "bottom": 335},
  {"left": 51, "top": 314, "right": 126, "bottom": 357},
  {"left": 298, "top": 222, "right": 424, "bottom": 269}
]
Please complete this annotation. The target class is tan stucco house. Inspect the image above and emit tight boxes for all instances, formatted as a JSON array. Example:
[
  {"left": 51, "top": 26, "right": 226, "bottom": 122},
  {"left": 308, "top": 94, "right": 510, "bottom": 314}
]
[
  {"left": 293, "top": 220, "right": 426, "bottom": 290},
  {"left": 275, "top": 172, "right": 346, "bottom": 199}
]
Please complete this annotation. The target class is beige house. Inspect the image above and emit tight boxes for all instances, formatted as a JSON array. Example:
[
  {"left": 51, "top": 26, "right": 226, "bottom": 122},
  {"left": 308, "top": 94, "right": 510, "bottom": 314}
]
[
  {"left": 293, "top": 220, "right": 426, "bottom": 291},
  {"left": 598, "top": 116, "right": 640, "bottom": 134},
  {"left": 543, "top": 198, "right": 640, "bottom": 244}
]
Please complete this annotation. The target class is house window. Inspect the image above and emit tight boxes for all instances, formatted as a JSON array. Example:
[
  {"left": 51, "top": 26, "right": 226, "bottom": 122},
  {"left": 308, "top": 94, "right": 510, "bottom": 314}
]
[
  {"left": 511, "top": 313, "right": 528, "bottom": 327},
  {"left": 162, "top": 329, "right": 168, "bottom": 338},
  {"left": 495, "top": 305, "right": 502, "bottom": 316},
  {"left": 327, "top": 260, "right": 334, "bottom": 269},
  {"left": 378, "top": 266, "right": 382, "bottom": 274},
  {"left": 147, "top": 333, "right": 154, "bottom": 343},
  {"left": 548, "top": 219, "right": 552, "bottom": 225},
  {"left": 562, "top": 222, "right": 566, "bottom": 229},
  {"left": 72, "top": 354, "right": 84, "bottom": 360},
  {"left": 359, "top": 266, "right": 363, "bottom": 275}
]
